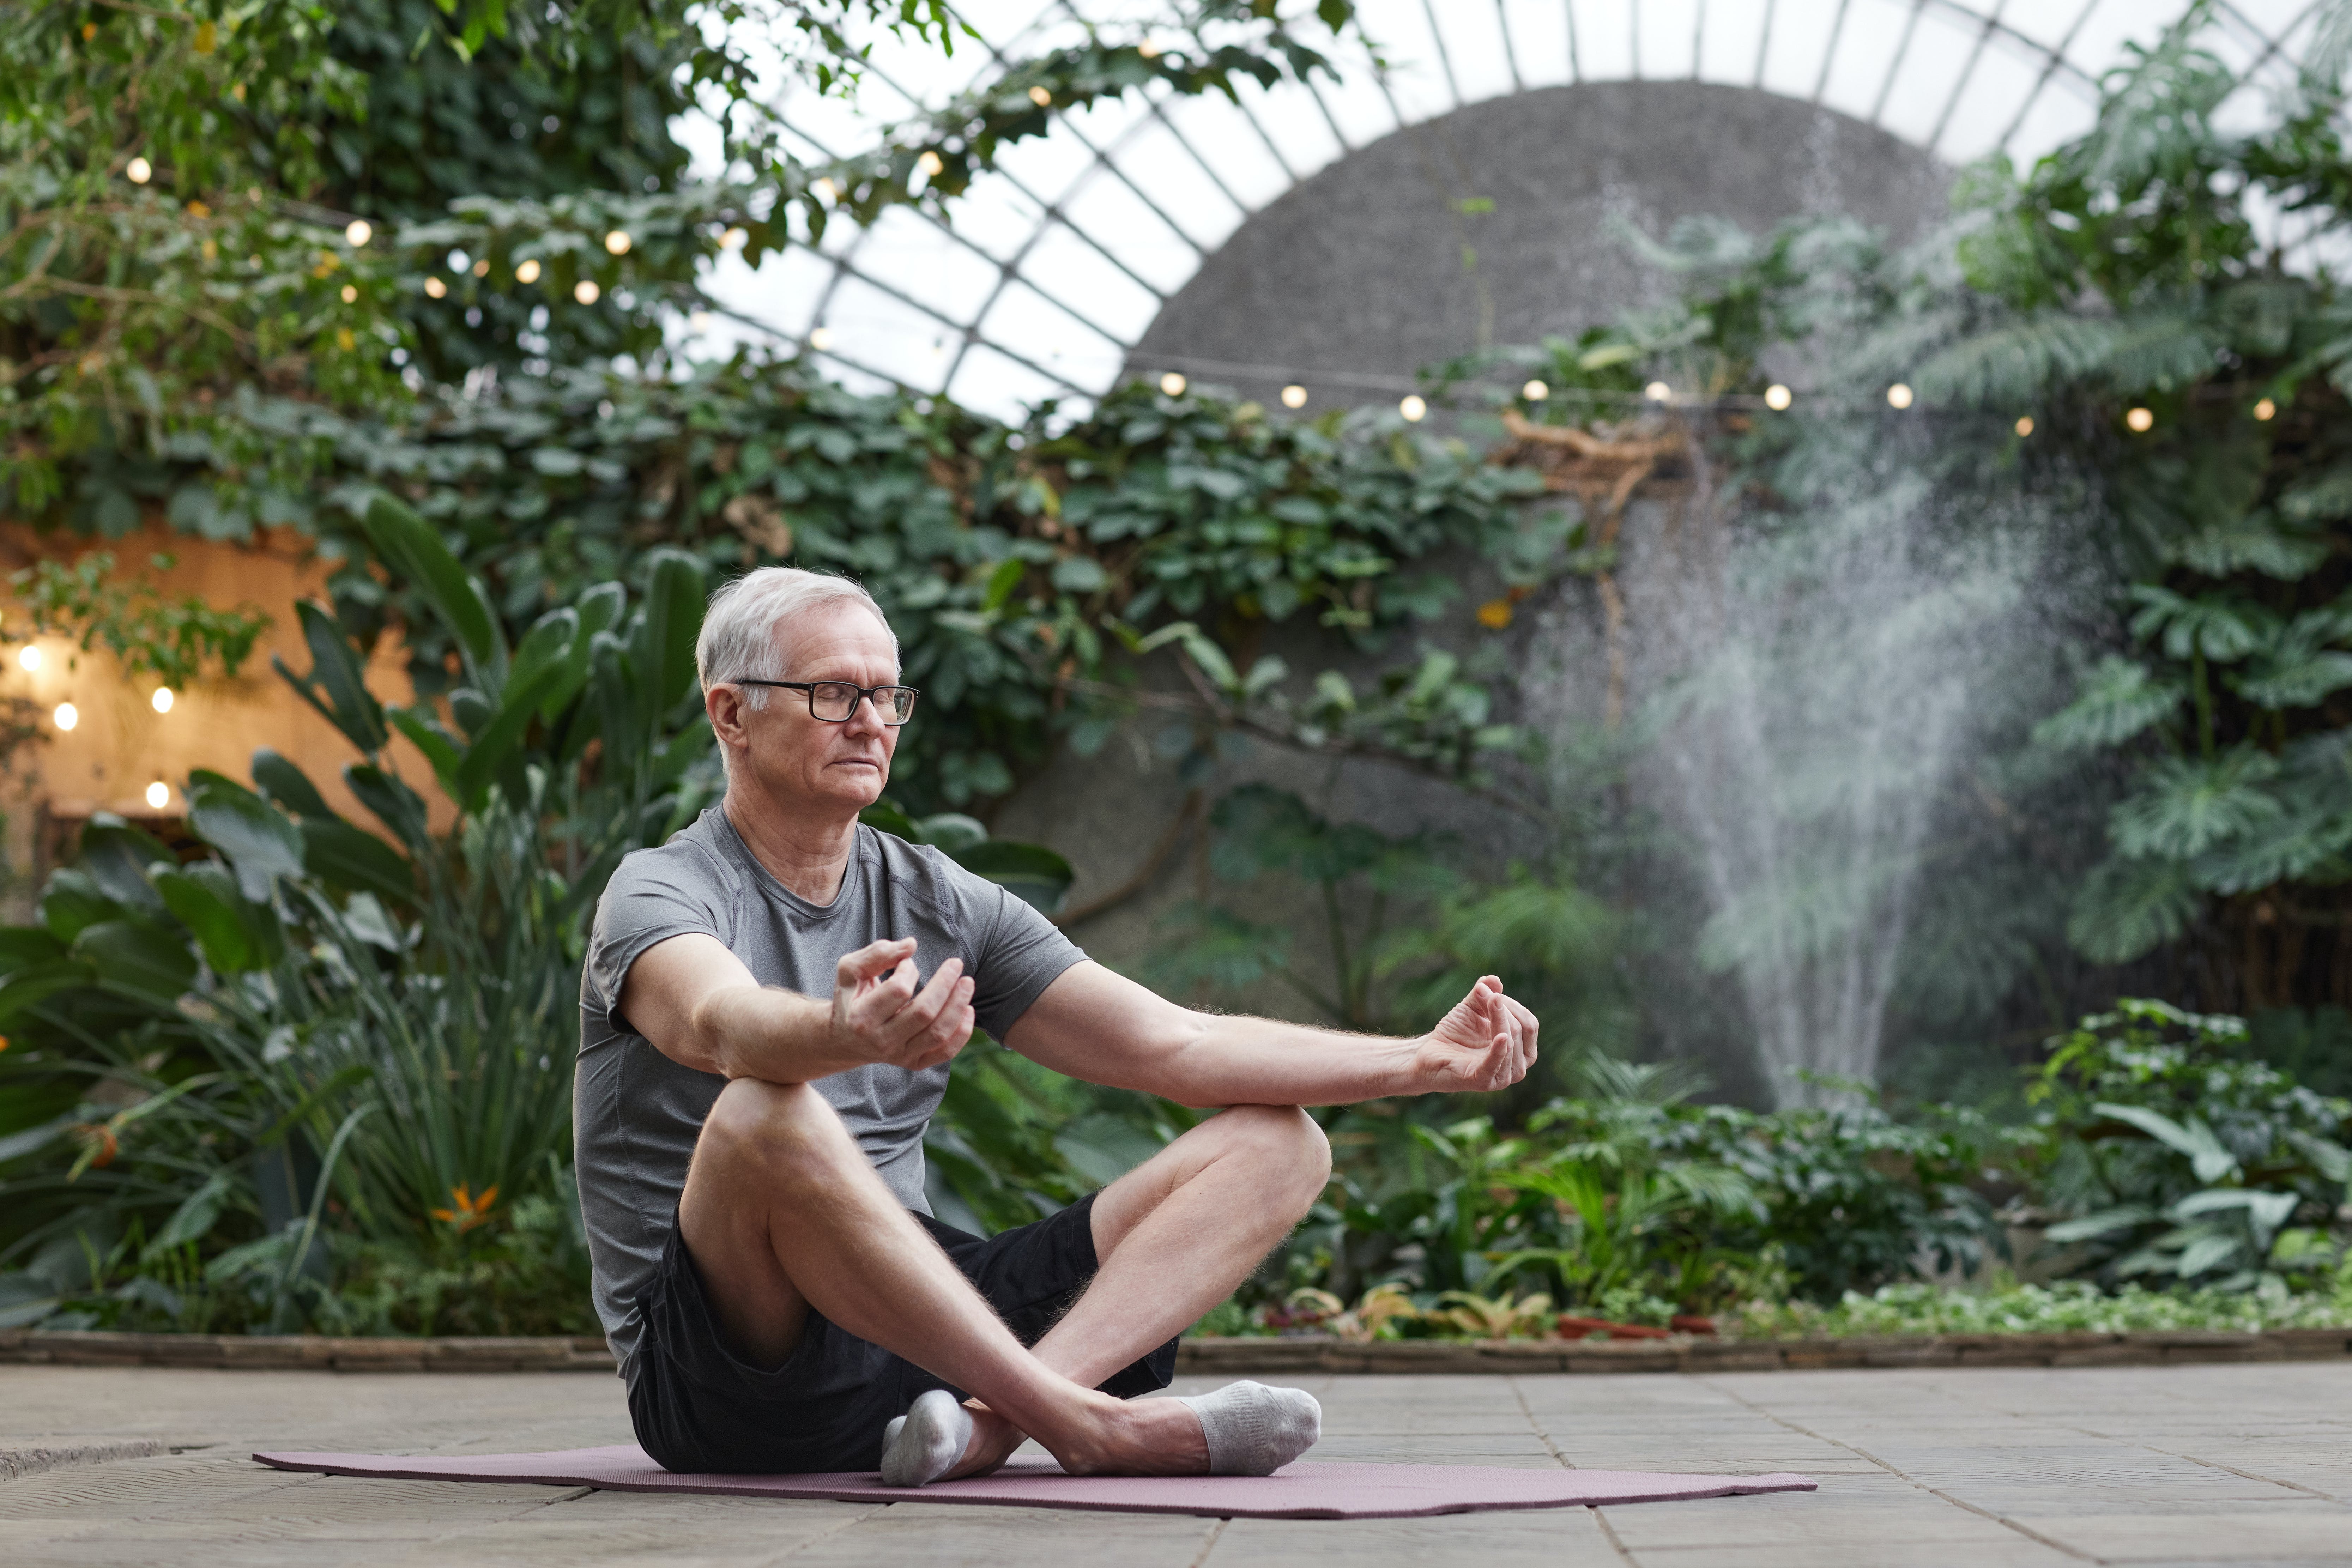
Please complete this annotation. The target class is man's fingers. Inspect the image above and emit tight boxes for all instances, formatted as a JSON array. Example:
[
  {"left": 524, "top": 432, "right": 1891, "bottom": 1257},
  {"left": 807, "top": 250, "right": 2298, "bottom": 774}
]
[
  {"left": 838, "top": 937, "right": 918, "bottom": 991},
  {"left": 882, "top": 957, "right": 965, "bottom": 1040}
]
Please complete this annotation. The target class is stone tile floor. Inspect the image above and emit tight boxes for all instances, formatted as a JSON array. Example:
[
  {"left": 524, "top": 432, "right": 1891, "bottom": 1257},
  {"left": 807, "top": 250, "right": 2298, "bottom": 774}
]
[{"left": 2, "top": 1361, "right": 2348, "bottom": 1566}]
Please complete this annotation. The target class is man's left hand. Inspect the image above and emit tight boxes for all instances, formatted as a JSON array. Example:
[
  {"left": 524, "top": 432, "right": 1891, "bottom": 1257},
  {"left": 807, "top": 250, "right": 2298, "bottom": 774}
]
[{"left": 1410, "top": 975, "right": 1538, "bottom": 1093}]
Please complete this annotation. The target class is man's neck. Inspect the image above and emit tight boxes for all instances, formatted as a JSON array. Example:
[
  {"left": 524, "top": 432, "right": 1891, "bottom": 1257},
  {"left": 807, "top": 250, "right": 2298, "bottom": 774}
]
[{"left": 722, "top": 786, "right": 860, "bottom": 905}]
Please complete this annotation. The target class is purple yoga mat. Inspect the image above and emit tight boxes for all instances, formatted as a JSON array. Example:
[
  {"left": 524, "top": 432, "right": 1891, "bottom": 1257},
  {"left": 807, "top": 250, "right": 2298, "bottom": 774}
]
[{"left": 252, "top": 1444, "right": 1816, "bottom": 1520}]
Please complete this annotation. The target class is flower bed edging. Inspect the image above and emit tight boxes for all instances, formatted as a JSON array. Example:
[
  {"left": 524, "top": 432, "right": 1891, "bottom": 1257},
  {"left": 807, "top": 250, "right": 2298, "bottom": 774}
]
[{"left": 5, "top": 1326, "right": 2348, "bottom": 1374}]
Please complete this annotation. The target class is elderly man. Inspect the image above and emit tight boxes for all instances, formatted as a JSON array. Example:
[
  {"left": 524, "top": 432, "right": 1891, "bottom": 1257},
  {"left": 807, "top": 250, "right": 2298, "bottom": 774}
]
[{"left": 577, "top": 566, "right": 1538, "bottom": 1486}]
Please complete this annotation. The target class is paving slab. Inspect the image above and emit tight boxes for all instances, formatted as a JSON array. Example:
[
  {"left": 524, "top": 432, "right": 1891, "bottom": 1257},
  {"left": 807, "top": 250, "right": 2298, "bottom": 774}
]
[{"left": 3, "top": 1361, "right": 2351, "bottom": 1565}]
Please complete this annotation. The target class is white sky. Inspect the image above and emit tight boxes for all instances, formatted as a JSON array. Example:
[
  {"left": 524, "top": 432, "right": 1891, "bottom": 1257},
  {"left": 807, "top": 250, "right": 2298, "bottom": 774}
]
[{"left": 677, "top": 0, "right": 2332, "bottom": 420}]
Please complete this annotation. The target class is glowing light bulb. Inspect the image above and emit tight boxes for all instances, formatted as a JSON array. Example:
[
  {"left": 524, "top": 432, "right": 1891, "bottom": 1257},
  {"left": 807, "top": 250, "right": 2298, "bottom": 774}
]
[
  {"left": 1028, "top": 85, "right": 1053, "bottom": 107},
  {"left": 515, "top": 259, "right": 542, "bottom": 284},
  {"left": 1281, "top": 384, "right": 1308, "bottom": 409},
  {"left": 1399, "top": 395, "right": 1427, "bottom": 422},
  {"left": 51, "top": 702, "right": 76, "bottom": 732},
  {"left": 808, "top": 327, "right": 833, "bottom": 351},
  {"left": 344, "top": 219, "right": 371, "bottom": 247},
  {"left": 917, "top": 151, "right": 944, "bottom": 177},
  {"left": 126, "top": 157, "right": 152, "bottom": 184},
  {"left": 721, "top": 226, "right": 748, "bottom": 249},
  {"left": 145, "top": 781, "right": 171, "bottom": 811},
  {"left": 2126, "top": 406, "right": 2154, "bottom": 432},
  {"left": 424, "top": 276, "right": 447, "bottom": 299},
  {"left": 151, "top": 686, "right": 174, "bottom": 714},
  {"left": 1523, "top": 380, "right": 1549, "bottom": 401},
  {"left": 471, "top": 258, "right": 489, "bottom": 277},
  {"left": 2254, "top": 397, "right": 2277, "bottom": 421},
  {"left": 604, "top": 230, "right": 631, "bottom": 255},
  {"left": 689, "top": 311, "right": 713, "bottom": 333},
  {"left": 812, "top": 179, "right": 838, "bottom": 204},
  {"left": 1886, "top": 383, "right": 1915, "bottom": 410},
  {"left": 1159, "top": 371, "right": 1187, "bottom": 396},
  {"left": 574, "top": 279, "right": 600, "bottom": 305},
  {"left": 2014, "top": 415, "right": 2035, "bottom": 437},
  {"left": 16, "top": 645, "right": 40, "bottom": 673},
  {"left": 340, "top": 284, "right": 357, "bottom": 303},
  {"left": 1764, "top": 383, "right": 1792, "bottom": 411},
  {"left": 1645, "top": 381, "right": 1671, "bottom": 402}
]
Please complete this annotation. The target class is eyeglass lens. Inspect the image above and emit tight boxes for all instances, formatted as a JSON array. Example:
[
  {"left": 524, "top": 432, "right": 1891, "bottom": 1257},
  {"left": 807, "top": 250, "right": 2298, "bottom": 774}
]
[{"left": 808, "top": 682, "right": 917, "bottom": 723}]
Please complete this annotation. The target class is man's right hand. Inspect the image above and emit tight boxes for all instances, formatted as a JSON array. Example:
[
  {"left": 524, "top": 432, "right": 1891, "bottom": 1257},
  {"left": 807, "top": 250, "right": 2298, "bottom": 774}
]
[{"left": 831, "top": 937, "right": 978, "bottom": 1072}]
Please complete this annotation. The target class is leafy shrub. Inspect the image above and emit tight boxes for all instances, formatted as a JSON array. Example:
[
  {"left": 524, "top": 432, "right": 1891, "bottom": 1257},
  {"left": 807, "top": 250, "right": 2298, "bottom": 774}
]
[{"left": 2023, "top": 999, "right": 2352, "bottom": 1289}]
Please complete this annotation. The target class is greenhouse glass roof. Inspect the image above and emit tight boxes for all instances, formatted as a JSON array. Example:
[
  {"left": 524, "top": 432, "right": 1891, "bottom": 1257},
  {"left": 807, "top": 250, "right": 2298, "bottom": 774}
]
[{"left": 693, "top": 1, "right": 2336, "bottom": 418}]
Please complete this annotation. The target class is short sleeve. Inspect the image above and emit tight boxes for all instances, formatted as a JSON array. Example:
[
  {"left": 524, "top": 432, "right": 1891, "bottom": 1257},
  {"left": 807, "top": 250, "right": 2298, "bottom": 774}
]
[
  {"left": 966, "top": 880, "right": 1087, "bottom": 1041},
  {"left": 585, "top": 851, "right": 728, "bottom": 1033}
]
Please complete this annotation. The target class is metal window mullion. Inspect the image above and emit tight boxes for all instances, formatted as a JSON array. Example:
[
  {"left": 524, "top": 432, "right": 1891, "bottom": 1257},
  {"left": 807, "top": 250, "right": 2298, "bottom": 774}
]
[
  {"left": 1692, "top": 0, "right": 1705, "bottom": 81},
  {"left": 1926, "top": 0, "right": 2008, "bottom": 154},
  {"left": 1868, "top": 0, "right": 1930, "bottom": 126},
  {"left": 1629, "top": 0, "right": 1641, "bottom": 79},
  {"left": 1565, "top": 0, "right": 1582, "bottom": 81},
  {"left": 1419, "top": 0, "right": 1467, "bottom": 106},
  {"left": 1990, "top": 0, "right": 2105, "bottom": 152},
  {"left": 1495, "top": 0, "right": 1526, "bottom": 92},
  {"left": 1811, "top": 0, "right": 1851, "bottom": 103},
  {"left": 821, "top": 245, "right": 1085, "bottom": 397}
]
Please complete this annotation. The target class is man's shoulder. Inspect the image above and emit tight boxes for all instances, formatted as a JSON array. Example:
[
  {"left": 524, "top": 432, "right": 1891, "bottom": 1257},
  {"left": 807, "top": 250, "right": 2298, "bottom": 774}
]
[
  {"left": 605, "top": 810, "right": 739, "bottom": 900},
  {"left": 861, "top": 825, "right": 1003, "bottom": 918}
]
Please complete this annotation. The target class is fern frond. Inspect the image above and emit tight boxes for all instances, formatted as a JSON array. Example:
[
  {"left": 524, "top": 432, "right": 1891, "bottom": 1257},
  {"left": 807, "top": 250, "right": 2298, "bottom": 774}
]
[{"left": 2033, "top": 656, "right": 2185, "bottom": 751}]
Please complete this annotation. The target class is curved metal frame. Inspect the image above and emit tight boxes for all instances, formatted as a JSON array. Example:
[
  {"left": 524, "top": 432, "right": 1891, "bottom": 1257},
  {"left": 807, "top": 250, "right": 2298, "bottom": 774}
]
[{"left": 713, "top": 0, "right": 2321, "bottom": 416}]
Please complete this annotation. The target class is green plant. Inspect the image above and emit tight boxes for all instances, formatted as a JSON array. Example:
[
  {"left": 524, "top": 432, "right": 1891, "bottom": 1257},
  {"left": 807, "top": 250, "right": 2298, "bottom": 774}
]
[
  {"left": 2025, "top": 999, "right": 2352, "bottom": 1289},
  {"left": 8, "top": 552, "right": 271, "bottom": 688}
]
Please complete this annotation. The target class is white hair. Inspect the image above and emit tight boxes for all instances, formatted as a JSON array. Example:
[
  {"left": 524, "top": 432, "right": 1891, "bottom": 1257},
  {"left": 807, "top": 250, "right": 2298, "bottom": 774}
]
[{"left": 695, "top": 567, "right": 897, "bottom": 713}]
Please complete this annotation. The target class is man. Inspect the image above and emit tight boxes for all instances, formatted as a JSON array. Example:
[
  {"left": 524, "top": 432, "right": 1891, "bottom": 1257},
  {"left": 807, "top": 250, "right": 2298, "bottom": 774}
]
[{"left": 577, "top": 566, "right": 1538, "bottom": 1486}]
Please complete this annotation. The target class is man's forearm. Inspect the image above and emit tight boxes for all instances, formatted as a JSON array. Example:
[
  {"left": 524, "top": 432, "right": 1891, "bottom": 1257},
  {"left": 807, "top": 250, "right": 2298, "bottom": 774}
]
[
  {"left": 688, "top": 985, "right": 862, "bottom": 1084},
  {"left": 1150, "top": 1014, "right": 1426, "bottom": 1108}
]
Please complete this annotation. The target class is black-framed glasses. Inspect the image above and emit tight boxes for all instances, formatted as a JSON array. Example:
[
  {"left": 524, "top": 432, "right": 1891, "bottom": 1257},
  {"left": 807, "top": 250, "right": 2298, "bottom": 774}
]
[{"left": 727, "top": 678, "right": 920, "bottom": 725}]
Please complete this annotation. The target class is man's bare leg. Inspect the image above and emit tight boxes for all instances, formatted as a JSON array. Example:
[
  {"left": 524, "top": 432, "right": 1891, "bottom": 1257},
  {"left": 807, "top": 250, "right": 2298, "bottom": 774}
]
[
  {"left": 944, "top": 1103, "right": 1332, "bottom": 1477},
  {"left": 677, "top": 1078, "right": 1209, "bottom": 1475}
]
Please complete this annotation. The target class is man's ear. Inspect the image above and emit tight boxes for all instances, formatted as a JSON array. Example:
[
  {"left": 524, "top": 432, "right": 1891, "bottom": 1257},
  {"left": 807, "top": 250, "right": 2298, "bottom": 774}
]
[{"left": 707, "top": 683, "right": 752, "bottom": 753}]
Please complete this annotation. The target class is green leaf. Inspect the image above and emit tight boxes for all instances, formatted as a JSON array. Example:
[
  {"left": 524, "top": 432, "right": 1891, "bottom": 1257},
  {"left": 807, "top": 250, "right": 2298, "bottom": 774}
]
[
  {"left": 188, "top": 781, "right": 306, "bottom": 903},
  {"left": 982, "top": 557, "right": 1026, "bottom": 611},
  {"left": 386, "top": 708, "right": 464, "bottom": 795},
  {"left": 0, "top": 1271, "right": 60, "bottom": 1330},
  {"left": 358, "top": 494, "right": 506, "bottom": 685},
  {"left": 2092, "top": 1102, "right": 2240, "bottom": 1183},
  {"left": 275, "top": 600, "right": 388, "bottom": 756},
  {"left": 2110, "top": 749, "right": 2283, "bottom": 859},
  {"left": 76, "top": 818, "right": 171, "bottom": 917},
  {"left": 2034, "top": 657, "right": 2184, "bottom": 751},
  {"left": 639, "top": 549, "right": 707, "bottom": 712},
  {"left": 951, "top": 840, "right": 1076, "bottom": 916},
  {"left": 913, "top": 813, "right": 988, "bottom": 854},
  {"left": 154, "top": 862, "right": 276, "bottom": 973},
  {"left": 249, "top": 749, "right": 337, "bottom": 820},
  {"left": 39, "top": 869, "right": 120, "bottom": 944},
  {"left": 451, "top": 659, "right": 568, "bottom": 809},
  {"left": 71, "top": 919, "right": 197, "bottom": 1002},
  {"left": 344, "top": 764, "right": 431, "bottom": 850},
  {"left": 2067, "top": 855, "right": 2200, "bottom": 965},
  {"left": 147, "top": 1171, "right": 234, "bottom": 1254},
  {"left": 300, "top": 820, "right": 416, "bottom": 907}
]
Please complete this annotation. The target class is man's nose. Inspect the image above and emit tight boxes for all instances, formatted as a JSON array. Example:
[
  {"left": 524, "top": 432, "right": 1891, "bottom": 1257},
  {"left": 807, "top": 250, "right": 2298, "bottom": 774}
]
[{"left": 842, "top": 692, "right": 888, "bottom": 734}]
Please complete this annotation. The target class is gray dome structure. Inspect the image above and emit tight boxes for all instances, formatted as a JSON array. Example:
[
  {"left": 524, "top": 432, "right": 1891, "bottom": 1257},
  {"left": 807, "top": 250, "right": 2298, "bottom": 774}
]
[{"left": 705, "top": 0, "right": 2334, "bottom": 419}]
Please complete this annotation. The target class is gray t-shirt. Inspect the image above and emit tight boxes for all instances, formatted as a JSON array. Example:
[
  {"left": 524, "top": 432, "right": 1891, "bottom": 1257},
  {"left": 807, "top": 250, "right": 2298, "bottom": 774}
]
[{"left": 575, "top": 805, "right": 1086, "bottom": 1378}]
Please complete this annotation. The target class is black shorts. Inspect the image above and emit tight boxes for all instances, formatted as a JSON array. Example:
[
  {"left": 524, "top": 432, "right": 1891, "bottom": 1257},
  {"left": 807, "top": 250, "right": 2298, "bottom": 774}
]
[{"left": 624, "top": 1191, "right": 1179, "bottom": 1475}]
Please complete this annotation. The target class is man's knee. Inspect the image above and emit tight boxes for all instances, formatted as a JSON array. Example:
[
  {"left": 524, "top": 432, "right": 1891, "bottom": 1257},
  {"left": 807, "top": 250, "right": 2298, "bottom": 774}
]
[
  {"left": 697, "top": 1078, "right": 853, "bottom": 1189},
  {"left": 1220, "top": 1104, "right": 1331, "bottom": 1212}
]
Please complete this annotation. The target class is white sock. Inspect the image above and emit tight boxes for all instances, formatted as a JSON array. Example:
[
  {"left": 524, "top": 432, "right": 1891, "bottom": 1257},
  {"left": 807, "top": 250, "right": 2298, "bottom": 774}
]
[
  {"left": 879, "top": 1388, "right": 975, "bottom": 1487},
  {"left": 1176, "top": 1381, "right": 1322, "bottom": 1476}
]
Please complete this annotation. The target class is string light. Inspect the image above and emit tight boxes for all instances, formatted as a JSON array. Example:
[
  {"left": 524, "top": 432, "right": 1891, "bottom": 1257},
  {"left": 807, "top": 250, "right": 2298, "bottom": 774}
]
[
  {"left": 808, "top": 327, "right": 833, "bottom": 351},
  {"left": 1028, "top": 85, "right": 1053, "bottom": 107},
  {"left": 2126, "top": 406, "right": 2154, "bottom": 432},
  {"left": 1399, "top": 395, "right": 1427, "bottom": 421},
  {"left": 1159, "top": 371, "right": 1187, "bottom": 396},
  {"left": 344, "top": 219, "right": 371, "bottom": 247},
  {"left": 1764, "top": 383, "right": 1792, "bottom": 410},
  {"left": 917, "top": 151, "right": 944, "bottom": 177},
  {"left": 515, "top": 259, "right": 542, "bottom": 284},
  {"left": 1644, "top": 381, "right": 1671, "bottom": 402},
  {"left": 1886, "top": 383, "right": 1914, "bottom": 409},
  {"left": 424, "top": 276, "right": 447, "bottom": 299},
  {"left": 2254, "top": 397, "right": 2277, "bottom": 421},
  {"left": 812, "top": 179, "right": 838, "bottom": 204},
  {"left": 51, "top": 702, "right": 75, "bottom": 732},
  {"left": 16, "top": 646, "right": 40, "bottom": 673},
  {"left": 689, "top": 311, "right": 713, "bottom": 333},
  {"left": 605, "top": 230, "right": 632, "bottom": 255},
  {"left": 471, "top": 258, "right": 489, "bottom": 277},
  {"left": 721, "top": 227, "right": 748, "bottom": 249},
  {"left": 1523, "top": 380, "right": 1549, "bottom": 400},
  {"left": 573, "top": 280, "right": 600, "bottom": 304},
  {"left": 145, "top": 781, "right": 171, "bottom": 811},
  {"left": 126, "top": 157, "right": 152, "bottom": 184},
  {"left": 340, "top": 284, "right": 357, "bottom": 303},
  {"left": 2015, "top": 416, "right": 2035, "bottom": 437},
  {"left": 1281, "top": 384, "right": 1308, "bottom": 408},
  {"left": 151, "top": 686, "right": 174, "bottom": 714}
]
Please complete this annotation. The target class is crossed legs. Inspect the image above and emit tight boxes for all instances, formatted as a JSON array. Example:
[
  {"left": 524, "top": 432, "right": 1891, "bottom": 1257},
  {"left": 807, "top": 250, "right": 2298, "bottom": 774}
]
[{"left": 676, "top": 1078, "right": 1330, "bottom": 1477}]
